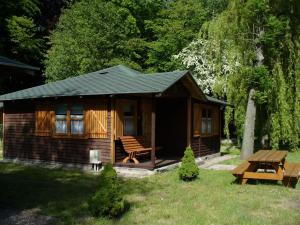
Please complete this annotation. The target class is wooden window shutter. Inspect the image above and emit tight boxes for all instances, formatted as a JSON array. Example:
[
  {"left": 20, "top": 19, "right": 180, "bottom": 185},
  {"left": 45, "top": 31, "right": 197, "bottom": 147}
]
[
  {"left": 35, "top": 103, "right": 53, "bottom": 136},
  {"left": 115, "top": 99, "right": 124, "bottom": 139},
  {"left": 85, "top": 101, "right": 108, "bottom": 138},
  {"left": 193, "top": 103, "right": 201, "bottom": 136},
  {"left": 213, "top": 106, "right": 220, "bottom": 135}
]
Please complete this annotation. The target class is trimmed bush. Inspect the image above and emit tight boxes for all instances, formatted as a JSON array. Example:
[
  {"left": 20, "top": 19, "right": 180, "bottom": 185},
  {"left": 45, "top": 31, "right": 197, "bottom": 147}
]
[
  {"left": 88, "top": 164, "right": 125, "bottom": 218},
  {"left": 179, "top": 147, "right": 199, "bottom": 181}
]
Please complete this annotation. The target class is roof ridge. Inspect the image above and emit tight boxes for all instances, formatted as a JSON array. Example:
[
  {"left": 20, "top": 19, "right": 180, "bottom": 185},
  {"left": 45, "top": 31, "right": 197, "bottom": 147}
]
[
  {"left": 143, "top": 70, "right": 188, "bottom": 76},
  {"left": 112, "top": 64, "right": 142, "bottom": 75}
]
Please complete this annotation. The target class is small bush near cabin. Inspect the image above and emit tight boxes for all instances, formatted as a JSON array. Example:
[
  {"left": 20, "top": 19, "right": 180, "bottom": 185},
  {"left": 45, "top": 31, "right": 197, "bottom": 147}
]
[
  {"left": 88, "top": 164, "right": 125, "bottom": 218},
  {"left": 179, "top": 147, "right": 199, "bottom": 181}
]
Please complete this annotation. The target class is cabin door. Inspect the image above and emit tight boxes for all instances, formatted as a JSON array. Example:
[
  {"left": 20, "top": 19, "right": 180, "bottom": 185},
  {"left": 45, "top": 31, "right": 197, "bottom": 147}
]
[{"left": 115, "top": 99, "right": 137, "bottom": 138}]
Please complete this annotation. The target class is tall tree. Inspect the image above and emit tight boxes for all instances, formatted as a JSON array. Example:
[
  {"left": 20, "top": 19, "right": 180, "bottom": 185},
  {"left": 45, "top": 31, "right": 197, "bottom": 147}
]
[
  {"left": 177, "top": 0, "right": 300, "bottom": 152},
  {"left": 45, "top": 0, "right": 143, "bottom": 81},
  {"left": 0, "top": 0, "right": 42, "bottom": 64},
  {"left": 0, "top": 0, "right": 72, "bottom": 65},
  {"left": 145, "top": 0, "right": 208, "bottom": 72}
]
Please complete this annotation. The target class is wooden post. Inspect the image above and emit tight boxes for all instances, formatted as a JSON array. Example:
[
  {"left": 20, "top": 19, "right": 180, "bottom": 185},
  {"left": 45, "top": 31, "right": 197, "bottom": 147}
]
[
  {"left": 151, "top": 96, "right": 156, "bottom": 168},
  {"left": 110, "top": 97, "right": 115, "bottom": 164},
  {"left": 187, "top": 97, "right": 191, "bottom": 147}
]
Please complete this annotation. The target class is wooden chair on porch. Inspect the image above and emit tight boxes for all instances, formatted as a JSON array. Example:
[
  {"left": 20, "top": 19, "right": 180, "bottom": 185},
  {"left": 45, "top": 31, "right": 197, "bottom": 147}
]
[{"left": 119, "top": 136, "right": 162, "bottom": 164}]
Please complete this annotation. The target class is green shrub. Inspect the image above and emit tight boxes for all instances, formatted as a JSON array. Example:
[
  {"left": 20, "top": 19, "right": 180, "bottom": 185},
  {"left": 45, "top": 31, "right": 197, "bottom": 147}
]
[
  {"left": 88, "top": 164, "right": 125, "bottom": 218},
  {"left": 179, "top": 147, "right": 199, "bottom": 181}
]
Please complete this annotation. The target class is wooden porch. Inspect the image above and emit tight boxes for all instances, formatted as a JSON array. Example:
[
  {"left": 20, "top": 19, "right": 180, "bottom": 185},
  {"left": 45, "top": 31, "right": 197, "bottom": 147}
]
[
  {"left": 114, "top": 157, "right": 181, "bottom": 170},
  {"left": 112, "top": 96, "right": 190, "bottom": 170},
  {"left": 110, "top": 73, "right": 221, "bottom": 170}
]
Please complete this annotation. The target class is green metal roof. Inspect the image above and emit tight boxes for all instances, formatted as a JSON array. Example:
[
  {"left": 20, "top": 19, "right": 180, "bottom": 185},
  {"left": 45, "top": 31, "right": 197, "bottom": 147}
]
[
  {"left": 0, "top": 65, "right": 190, "bottom": 101},
  {"left": 0, "top": 64, "right": 228, "bottom": 106},
  {"left": 206, "top": 96, "right": 229, "bottom": 106},
  {"left": 0, "top": 56, "right": 39, "bottom": 71}
]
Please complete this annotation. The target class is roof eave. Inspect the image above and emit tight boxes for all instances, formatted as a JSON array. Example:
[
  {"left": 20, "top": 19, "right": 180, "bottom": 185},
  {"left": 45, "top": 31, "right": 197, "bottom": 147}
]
[
  {"left": 0, "top": 62, "right": 40, "bottom": 71},
  {"left": 0, "top": 90, "right": 163, "bottom": 102}
]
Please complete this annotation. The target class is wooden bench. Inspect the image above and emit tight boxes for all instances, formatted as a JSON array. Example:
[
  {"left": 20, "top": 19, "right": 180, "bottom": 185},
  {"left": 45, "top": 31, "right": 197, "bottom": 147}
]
[
  {"left": 120, "top": 136, "right": 162, "bottom": 164},
  {"left": 232, "top": 161, "right": 251, "bottom": 184},
  {"left": 283, "top": 163, "right": 300, "bottom": 188}
]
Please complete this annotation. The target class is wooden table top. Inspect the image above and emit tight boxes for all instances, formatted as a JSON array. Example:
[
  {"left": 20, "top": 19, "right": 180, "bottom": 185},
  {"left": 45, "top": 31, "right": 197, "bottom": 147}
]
[{"left": 247, "top": 150, "right": 288, "bottom": 163}]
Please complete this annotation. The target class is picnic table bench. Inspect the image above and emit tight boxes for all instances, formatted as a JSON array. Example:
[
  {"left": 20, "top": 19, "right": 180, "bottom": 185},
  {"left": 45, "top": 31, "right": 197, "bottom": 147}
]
[
  {"left": 120, "top": 136, "right": 162, "bottom": 164},
  {"left": 283, "top": 163, "right": 300, "bottom": 188},
  {"left": 232, "top": 150, "right": 300, "bottom": 188}
]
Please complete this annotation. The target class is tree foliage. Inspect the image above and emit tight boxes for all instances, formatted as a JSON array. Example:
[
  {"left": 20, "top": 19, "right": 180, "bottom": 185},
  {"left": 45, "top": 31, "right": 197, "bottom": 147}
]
[
  {"left": 45, "top": 0, "right": 149, "bottom": 81},
  {"left": 145, "top": 0, "right": 208, "bottom": 72},
  {"left": 0, "top": 0, "right": 42, "bottom": 63},
  {"left": 177, "top": 0, "right": 300, "bottom": 150},
  {"left": 0, "top": 0, "right": 72, "bottom": 65},
  {"left": 45, "top": 0, "right": 214, "bottom": 79}
]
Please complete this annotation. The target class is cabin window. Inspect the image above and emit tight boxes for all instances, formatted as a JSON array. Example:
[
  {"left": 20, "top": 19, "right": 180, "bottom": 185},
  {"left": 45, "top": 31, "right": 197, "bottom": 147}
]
[
  {"left": 55, "top": 104, "right": 68, "bottom": 134},
  {"left": 70, "top": 104, "right": 84, "bottom": 134},
  {"left": 55, "top": 104, "right": 85, "bottom": 135},
  {"left": 123, "top": 104, "right": 136, "bottom": 136},
  {"left": 201, "top": 109, "right": 212, "bottom": 135},
  {"left": 36, "top": 101, "right": 108, "bottom": 139}
]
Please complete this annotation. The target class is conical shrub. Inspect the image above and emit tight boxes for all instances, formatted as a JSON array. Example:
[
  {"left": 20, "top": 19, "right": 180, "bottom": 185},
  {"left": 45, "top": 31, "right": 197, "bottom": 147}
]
[
  {"left": 179, "top": 147, "right": 199, "bottom": 181},
  {"left": 88, "top": 164, "right": 125, "bottom": 218}
]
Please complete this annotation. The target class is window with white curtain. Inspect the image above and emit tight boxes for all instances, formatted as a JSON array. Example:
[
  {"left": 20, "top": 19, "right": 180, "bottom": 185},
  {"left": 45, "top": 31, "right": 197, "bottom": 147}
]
[
  {"left": 70, "top": 104, "right": 84, "bottom": 134},
  {"left": 55, "top": 104, "right": 68, "bottom": 134},
  {"left": 201, "top": 109, "right": 212, "bottom": 135}
]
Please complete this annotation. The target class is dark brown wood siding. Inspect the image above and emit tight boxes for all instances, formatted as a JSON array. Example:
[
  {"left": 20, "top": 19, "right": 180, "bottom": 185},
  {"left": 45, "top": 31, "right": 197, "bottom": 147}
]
[
  {"left": 191, "top": 135, "right": 220, "bottom": 157},
  {"left": 191, "top": 99, "right": 221, "bottom": 157},
  {"left": 3, "top": 100, "right": 111, "bottom": 164}
]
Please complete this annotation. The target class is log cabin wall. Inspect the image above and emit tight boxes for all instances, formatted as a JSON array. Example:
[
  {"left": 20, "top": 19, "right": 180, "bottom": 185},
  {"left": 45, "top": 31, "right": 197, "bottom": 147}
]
[
  {"left": 191, "top": 136, "right": 220, "bottom": 157},
  {"left": 3, "top": 99, "right": 111, "bottom": 164}
]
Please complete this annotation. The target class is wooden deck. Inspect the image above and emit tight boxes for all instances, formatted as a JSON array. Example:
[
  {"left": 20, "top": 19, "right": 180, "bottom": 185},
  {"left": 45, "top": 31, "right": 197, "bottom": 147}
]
[{"left": 114, "top": 157, "right": 181, "bottom": 170}]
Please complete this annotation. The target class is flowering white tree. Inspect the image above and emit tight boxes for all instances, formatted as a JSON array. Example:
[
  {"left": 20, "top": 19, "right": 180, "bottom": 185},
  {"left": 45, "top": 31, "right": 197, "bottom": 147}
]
[{"left": 174, "top": 38, "right": 240, "bottom": 95}]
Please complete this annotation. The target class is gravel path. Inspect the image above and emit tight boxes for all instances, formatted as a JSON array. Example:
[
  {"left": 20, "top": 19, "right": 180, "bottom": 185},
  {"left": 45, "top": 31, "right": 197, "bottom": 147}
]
[
  {"left": 0, "top": 207, "right": 55, "bottom": 225},
  {"left": 199, "top": 154, "right": 237, "bottom": 169}
]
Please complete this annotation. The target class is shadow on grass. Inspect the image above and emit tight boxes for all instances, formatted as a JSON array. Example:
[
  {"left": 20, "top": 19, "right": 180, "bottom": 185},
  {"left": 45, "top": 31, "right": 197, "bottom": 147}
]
[
  {"left": 231, "top": 177, "right": 284, "bottom": 187},
  {"left": 0, "top": 163, "right": 159, "bottom": 224}
]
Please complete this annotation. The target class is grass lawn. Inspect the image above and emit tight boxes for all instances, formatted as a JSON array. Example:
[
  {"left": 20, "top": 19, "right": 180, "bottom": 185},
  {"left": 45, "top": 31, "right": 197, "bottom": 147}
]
[{"left": 0, "top": 151, "right": 300, "bottom": 225}]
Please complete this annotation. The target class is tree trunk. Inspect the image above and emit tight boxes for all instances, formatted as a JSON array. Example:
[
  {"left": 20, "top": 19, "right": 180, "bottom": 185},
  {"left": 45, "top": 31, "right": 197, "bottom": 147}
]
[
  {"left": 241, "top": 88, "right": 256, "bottom": 159},
  {"left": 240, "top": 25, "right": 263, "bottom": 159}
]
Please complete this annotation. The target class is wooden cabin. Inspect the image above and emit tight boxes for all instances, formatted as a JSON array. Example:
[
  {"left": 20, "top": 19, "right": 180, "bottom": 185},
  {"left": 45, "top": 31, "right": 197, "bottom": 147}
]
[{"left": 0, "top": 65, "right": 226, "bottom": 170}]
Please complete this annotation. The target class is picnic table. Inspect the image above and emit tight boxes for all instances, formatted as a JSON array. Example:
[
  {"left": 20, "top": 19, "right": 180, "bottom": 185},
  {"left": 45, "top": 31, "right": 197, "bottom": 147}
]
[{"left": 232, "top": 150, "right": 300, "bottom": 188}]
